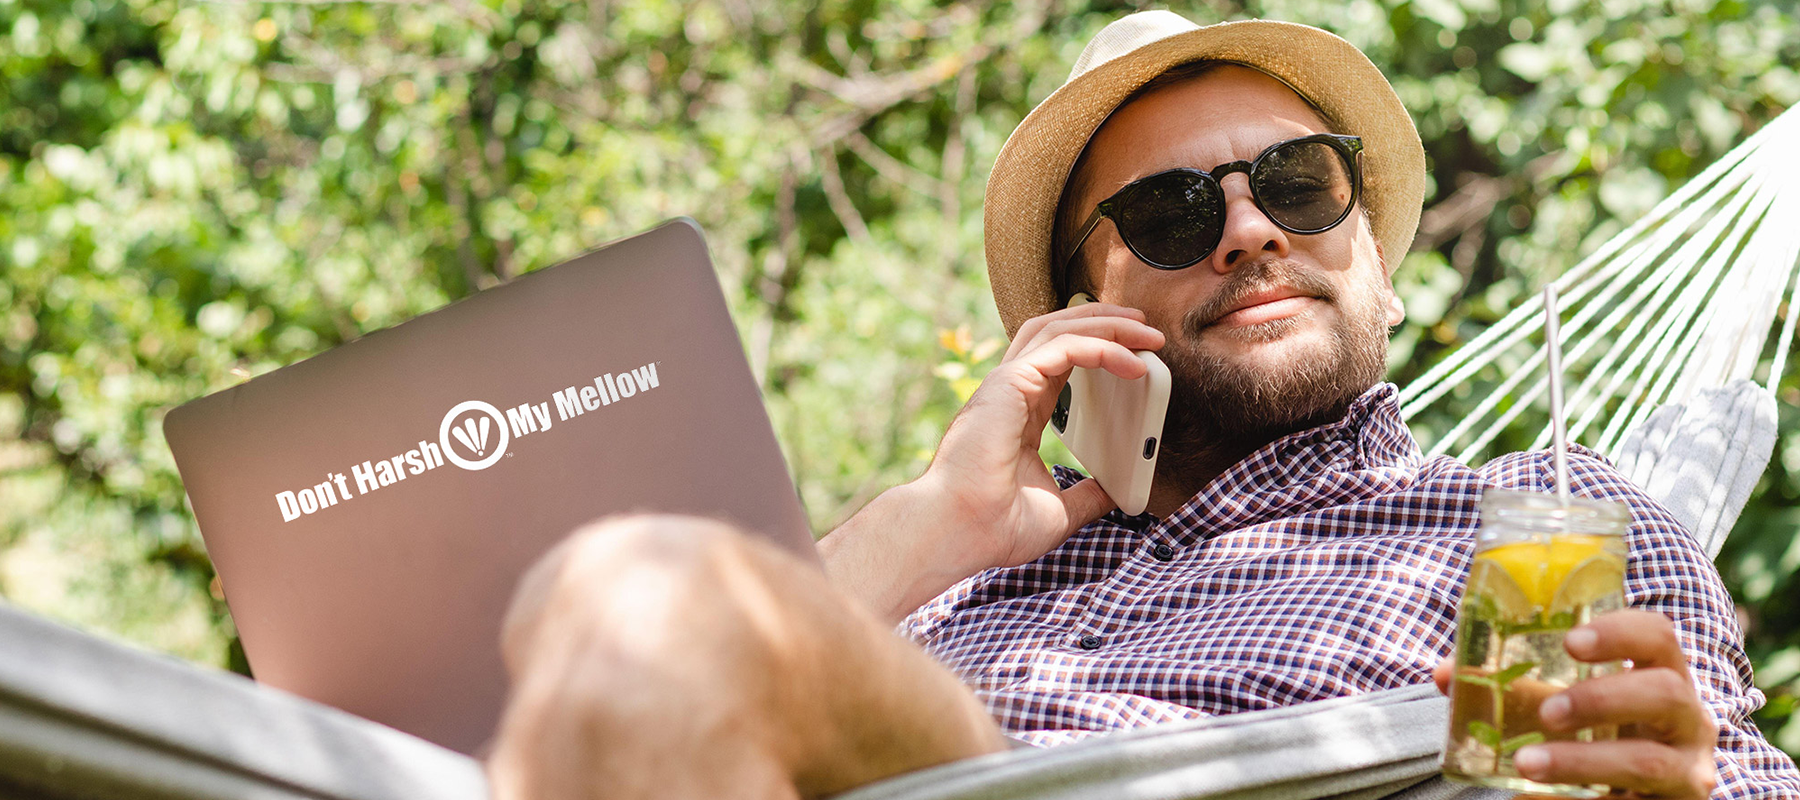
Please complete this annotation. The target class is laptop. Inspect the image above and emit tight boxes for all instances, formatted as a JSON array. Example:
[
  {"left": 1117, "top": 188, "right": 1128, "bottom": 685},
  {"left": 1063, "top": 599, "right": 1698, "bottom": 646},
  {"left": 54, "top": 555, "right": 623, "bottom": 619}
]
[{"left": 163, "top": 218, "right": 816, "bottom": 755}]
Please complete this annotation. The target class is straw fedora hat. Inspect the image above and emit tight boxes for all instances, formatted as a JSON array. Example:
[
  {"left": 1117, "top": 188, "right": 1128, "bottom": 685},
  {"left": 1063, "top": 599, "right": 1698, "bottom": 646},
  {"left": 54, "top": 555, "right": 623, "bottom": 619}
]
[{"left": 983, "top": 10, "right": 1426, "bottom": 338}]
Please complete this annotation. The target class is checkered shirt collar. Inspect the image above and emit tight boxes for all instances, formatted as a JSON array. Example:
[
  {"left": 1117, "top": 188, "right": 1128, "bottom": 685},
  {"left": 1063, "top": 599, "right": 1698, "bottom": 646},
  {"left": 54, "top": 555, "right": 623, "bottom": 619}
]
[{"left": 1096, "top": 382, "right": 1424, "bottom": 546}]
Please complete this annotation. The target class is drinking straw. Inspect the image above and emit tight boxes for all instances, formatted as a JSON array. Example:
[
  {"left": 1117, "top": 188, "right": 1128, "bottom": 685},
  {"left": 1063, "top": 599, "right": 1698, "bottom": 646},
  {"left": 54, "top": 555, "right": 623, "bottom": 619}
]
[{"left": 1544, "top": 285, "right": 1571, "bottom": 505}]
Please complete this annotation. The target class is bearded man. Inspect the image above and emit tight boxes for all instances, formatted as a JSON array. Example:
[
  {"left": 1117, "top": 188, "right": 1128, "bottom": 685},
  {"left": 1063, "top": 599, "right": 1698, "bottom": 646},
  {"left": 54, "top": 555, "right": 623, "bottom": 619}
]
[{"left": 487, "top": 11, "right": 1800, "bottom": 800}]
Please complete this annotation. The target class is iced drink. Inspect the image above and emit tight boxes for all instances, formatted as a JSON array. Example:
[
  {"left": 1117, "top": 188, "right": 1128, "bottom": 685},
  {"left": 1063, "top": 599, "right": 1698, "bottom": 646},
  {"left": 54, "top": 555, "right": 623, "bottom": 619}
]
[{"left": 1441, "top": 489, "right": 1628, "bottom": 797}]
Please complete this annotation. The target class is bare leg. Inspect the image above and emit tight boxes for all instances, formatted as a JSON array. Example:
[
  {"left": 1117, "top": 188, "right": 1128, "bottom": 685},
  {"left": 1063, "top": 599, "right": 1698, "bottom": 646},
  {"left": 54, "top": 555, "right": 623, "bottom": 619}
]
[{"left": 487, "top": 514, "right": 1009, "bottom": 800}]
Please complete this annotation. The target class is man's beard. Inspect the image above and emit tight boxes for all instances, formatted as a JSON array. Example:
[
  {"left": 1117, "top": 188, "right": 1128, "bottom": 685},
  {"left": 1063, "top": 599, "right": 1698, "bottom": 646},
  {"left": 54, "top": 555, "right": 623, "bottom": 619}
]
[{"left": 1155, "top": 258, "right": 1391, "bottom": 479}]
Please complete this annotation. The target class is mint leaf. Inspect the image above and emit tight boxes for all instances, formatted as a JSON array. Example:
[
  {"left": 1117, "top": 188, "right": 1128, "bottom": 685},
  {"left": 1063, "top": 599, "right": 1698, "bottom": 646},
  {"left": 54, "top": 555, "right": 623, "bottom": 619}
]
[
  {"left": 1455, "top": 672, "right": 1497, "bottom": 689},
  {"left": 1493, "top": 661, "right": 1537, "bottom": 686},
  {"left": 1468, "top": 720, "right": 1502, "bottom": 748},
  {"left": 1500, "top": 731, "right": 1546, "bottom": 755}
]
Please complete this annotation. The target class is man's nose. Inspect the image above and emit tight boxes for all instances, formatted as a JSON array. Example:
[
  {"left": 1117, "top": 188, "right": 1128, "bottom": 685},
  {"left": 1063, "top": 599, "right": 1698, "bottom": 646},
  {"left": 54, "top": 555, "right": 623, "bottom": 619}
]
[{"left": 1206, "top": 173, "right": 1290, "bottom": 273}]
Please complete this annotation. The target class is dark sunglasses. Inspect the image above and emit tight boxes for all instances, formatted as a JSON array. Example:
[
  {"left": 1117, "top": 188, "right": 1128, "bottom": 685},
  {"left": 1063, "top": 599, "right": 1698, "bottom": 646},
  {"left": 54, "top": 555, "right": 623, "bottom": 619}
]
[{"left": 1061, "top": 133, "right": 1364, "bottom": 280}]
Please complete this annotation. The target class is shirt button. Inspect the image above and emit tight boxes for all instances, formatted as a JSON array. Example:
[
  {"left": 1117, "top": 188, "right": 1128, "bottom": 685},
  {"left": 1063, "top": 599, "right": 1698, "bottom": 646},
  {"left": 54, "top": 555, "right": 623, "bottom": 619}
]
[
  {"left": 1151, "top": 543, "right": 1175, "bottom": 562},
  {"left": 1078, "top": 635, "right": 1103, "bottom": 650}
]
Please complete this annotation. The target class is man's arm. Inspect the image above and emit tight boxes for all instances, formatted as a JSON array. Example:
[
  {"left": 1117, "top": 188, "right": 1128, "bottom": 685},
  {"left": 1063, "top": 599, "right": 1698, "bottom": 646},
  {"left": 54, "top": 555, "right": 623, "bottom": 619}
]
[
  {"left": 819, "top": 304, "right": 1165, "bottom": 624},
  {"left": 1570, "top": 456, "right": 1800, "bottom": 799}
]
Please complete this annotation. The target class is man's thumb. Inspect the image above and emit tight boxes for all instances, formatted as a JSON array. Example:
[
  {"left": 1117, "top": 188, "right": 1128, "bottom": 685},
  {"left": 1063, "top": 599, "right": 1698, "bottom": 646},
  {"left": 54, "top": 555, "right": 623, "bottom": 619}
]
[{"left": 1060, "top": 477, "right": 1118, "bottom": 534}]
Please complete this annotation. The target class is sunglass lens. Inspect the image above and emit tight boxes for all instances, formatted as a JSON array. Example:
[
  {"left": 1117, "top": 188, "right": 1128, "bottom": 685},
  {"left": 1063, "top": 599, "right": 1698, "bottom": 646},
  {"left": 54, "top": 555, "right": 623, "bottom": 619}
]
[
  {"left": 1256, "top": 140, "right": 1355, "bottom": 232},
  {"left": 1117, "top": 172, "right": 1223, "bottom": 268}
]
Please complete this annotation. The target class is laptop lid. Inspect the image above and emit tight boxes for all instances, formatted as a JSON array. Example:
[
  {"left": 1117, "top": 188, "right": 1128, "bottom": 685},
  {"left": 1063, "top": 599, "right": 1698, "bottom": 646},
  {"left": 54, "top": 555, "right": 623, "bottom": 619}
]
[{"left": 164, "top": 218, "right": 815, "bottom": 754}]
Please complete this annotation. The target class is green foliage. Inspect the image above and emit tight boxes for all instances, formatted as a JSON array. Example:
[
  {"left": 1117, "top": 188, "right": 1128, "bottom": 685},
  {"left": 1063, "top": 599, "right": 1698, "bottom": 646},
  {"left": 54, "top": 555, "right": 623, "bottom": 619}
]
[{"left": 4, "top": 0, "right": 1800, "bottom": 752}]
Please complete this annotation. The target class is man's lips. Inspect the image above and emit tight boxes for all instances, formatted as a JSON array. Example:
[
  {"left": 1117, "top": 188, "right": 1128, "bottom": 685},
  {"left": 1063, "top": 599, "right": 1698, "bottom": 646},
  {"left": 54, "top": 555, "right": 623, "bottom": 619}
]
[{"left": 1210, "top": 288, "right": 1318, "bottom": 328}]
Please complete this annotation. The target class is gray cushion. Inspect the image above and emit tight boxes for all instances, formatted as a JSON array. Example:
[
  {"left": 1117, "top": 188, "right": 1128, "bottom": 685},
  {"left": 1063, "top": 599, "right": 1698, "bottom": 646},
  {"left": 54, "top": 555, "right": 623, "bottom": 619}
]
[
  {"left": 833, "top": 686, "right": 1449, "bottom": 800},
  {"left": 0, "top": 603, "right": 486, "bottom": 800}
]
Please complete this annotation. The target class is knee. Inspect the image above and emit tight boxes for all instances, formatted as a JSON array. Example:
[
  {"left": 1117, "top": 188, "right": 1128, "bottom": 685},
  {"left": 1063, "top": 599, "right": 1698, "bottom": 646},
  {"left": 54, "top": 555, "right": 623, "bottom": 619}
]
[
  {"left": 490, "top": 515, "right": 817, "bottom": 800},
  {"left": 500, "top": 513, "right": 806, "bottom": 675},
  {"left": 540, "top": 513, "right": 750, "bottom": 590}
]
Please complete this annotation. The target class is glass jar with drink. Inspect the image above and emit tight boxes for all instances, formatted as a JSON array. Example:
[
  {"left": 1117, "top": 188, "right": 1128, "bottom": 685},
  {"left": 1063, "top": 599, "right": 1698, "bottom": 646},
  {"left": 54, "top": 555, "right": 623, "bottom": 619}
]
[{"left": 1441, "top": 488, "right": 1630, "bottom": 797}]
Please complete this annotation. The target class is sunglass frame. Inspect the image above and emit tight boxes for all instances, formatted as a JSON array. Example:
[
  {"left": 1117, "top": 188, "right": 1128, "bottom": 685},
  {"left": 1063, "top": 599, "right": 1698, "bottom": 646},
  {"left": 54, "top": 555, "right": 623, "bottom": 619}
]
[{"left": 1060, "top": 133, "right": 1365, "bottom": 281}]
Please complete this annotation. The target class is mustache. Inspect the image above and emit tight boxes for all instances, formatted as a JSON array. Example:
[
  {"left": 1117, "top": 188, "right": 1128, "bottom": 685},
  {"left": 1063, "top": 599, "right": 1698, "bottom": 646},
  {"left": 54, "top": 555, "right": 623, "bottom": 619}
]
[{"left": 1182, "top": 260, "right": 1339, "bottom": 332}]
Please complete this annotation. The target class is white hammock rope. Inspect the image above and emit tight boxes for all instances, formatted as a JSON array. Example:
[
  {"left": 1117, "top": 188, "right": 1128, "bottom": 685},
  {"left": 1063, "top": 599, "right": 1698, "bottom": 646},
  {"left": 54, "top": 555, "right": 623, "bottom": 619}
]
[
  {"left": 1399, "top": 104, "right": 1800, "bottom": 463},
  {"left": 1413, "top": 171, "right": 1760, "bottom": 460},
  {"left": 1590, "top": 172, "right": 1774, "bottom": 455},
  {"left": 1397, "top": 129, "right": 1758, "bottom": 418}
]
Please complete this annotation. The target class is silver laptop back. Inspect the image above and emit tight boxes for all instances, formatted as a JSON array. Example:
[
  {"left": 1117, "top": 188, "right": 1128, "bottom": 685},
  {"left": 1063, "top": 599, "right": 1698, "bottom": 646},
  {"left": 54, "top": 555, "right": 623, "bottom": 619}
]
[{"left": 165, "top": 219, "right": 814, "bottom": 753}]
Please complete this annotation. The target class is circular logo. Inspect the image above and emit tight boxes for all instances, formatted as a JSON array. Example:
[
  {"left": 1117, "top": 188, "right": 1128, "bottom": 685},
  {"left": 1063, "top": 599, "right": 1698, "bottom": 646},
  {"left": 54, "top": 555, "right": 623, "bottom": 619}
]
[{"left": 440, "top": 400, "right": 510, "bottom": 471}]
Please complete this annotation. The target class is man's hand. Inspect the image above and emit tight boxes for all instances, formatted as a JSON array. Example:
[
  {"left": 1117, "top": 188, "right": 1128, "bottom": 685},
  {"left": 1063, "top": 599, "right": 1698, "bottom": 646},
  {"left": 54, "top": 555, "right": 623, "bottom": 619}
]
[
  {"left": 820, "top": 304, "right": 1165, "bottom": 623},
  {"left": 923, "top": 303, "right": 1165, "bottom": 569},
  {"left": 1434, "top": 610, "right": 1720, "bottom": 799}
]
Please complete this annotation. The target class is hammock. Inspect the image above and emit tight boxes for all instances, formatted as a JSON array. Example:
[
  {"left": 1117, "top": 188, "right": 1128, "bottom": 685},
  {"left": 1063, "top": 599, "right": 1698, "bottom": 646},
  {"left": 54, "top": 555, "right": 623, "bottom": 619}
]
[
  {"left": 0, "top": 106, "right": 1792, "bottom": 800},
  {"left": 1400, "top": 100, "right": 1800, "bottom": 471}
]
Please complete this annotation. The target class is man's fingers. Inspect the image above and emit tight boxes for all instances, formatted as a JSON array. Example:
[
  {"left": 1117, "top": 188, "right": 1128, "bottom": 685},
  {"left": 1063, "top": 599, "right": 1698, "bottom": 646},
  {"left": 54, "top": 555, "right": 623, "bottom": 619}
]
[
  {"left": 1513, "top": 740, "right": 1716, "bottom": 800},
  {"left": 1015, "top": 334, "right": 1148, "bottom": 383},
  {"left": 1059, "top": 478, "right": 1117, "bottom": 536},
  {"left": 1521, "top": 611, "right": 1716, "bottom": 800},
  {"left": 1011, "top": 315, "right": 1164, "bottom": 363},
  {"left": 1565, "top": 610, "right": 1688, "bottom": 673},
  {"left": 1432, "top": 657, "right": 1452, "bottom": 695},
  {"left": 1006, "top": 304, "right": 1149, "bottom": 360},
  {"left": 1541, "top": 667, "right": 1712, "bottom": 744},
  {"left": 946, "top": 335, "right": 1140, "bottom": 456}
]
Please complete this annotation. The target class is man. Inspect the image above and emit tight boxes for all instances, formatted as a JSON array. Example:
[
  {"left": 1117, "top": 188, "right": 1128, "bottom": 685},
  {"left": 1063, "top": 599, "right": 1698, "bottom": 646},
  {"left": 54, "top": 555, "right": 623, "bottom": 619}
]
[{"left": 488, "top": 12, "right": 1798, "bottom": 800}]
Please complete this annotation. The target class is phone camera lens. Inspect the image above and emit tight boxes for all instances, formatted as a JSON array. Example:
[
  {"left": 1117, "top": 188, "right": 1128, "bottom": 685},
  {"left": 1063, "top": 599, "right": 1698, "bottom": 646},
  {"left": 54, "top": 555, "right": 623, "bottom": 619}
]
[{"left": 1052, "top": 384, "right": 1071, "bottom": 433}]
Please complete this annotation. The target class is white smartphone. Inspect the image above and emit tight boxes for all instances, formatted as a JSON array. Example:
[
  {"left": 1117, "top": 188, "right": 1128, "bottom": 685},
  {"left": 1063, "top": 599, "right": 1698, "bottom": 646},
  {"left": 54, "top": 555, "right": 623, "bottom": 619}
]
[{"left": 1048, "top": 293, "right": 1171, "bottom": 516}]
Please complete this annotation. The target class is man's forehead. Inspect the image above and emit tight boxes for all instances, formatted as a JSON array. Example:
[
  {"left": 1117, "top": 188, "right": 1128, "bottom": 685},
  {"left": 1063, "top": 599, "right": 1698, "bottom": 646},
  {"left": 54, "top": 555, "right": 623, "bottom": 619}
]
[
  {"left": 1144, "top": 64, "right": 1332, "bottom": 113},
  {"left": 1126, "top": 122, "right": 1326, "bottom": 174},
  {"left": 1115, "top": 70, "right": 1328, "bottom": 140},
  {"left": 1079, "top": 67, "right": 1334, "bottom": 182}
]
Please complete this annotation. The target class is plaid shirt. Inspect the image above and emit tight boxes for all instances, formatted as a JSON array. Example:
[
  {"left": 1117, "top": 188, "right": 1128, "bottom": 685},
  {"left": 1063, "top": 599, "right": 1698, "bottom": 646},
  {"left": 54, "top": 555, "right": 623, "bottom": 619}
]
[{"left": 900, "top": 383, "right": 1800, "bottom": 798}]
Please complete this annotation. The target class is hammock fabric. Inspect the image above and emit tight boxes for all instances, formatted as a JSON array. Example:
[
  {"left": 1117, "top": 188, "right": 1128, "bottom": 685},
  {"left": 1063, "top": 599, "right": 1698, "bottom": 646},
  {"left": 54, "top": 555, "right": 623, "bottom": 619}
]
[{"left": 1400, "top": 103, "right": 1800, "bottom": 466}]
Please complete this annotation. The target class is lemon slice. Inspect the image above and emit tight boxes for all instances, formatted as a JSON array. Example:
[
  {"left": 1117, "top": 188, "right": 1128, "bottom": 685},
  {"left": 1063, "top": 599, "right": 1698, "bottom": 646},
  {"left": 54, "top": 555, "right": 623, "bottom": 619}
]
[
  {"left": 1478, "top": 543, "right": 1553, "bottom": 609},
  {"left": 1466, "top": 558, "right": 1536, "bottom": 624},
  {"left": 1549, "top": 553, "right": 1625, "bottom": 615},
  {"left": 1479, "top": 537, "right": 1613, "bottom": 609}
]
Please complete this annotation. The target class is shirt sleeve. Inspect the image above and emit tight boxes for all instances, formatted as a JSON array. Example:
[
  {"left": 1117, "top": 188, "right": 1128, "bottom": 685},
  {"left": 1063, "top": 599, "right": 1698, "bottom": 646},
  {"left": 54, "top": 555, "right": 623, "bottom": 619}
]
[
  {"left": 1564, "top": 450, "right": 1800, "bottom": 799},
  {"left": 898, "top": 464, "right": 1091, "bottom": 643}
]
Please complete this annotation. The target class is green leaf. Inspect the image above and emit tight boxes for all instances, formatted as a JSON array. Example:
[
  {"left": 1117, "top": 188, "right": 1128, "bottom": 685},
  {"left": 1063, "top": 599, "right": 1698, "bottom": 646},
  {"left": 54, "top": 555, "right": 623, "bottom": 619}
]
[
  {"left": 1501, "top": 731, "right": 1546, "bottom": 755},
  {"left": 1463, "top": 592, "right": 1499, "bottom": 622},
  {"left": 1497, "top": 42, "right": 1551, "bottom": 82},
  {"left": 1468, "top": 720, "right": 1502, "bottom": 748},
  {"left": 1410, "top": 0, "right": 1467, "bottom": 30},
  {"left": 1455, "top": 672, "right": 1497, "bottom": 689},
  {"left": 1493, "top": 661, "right": 1537, "bottom": 686}
]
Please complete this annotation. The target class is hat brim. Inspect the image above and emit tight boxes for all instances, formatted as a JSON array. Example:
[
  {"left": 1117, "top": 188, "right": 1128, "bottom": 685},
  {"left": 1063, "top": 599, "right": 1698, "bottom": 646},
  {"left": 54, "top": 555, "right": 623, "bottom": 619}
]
[{"left": 983, "top": 19, "right": 1425, "bottom": 338}]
